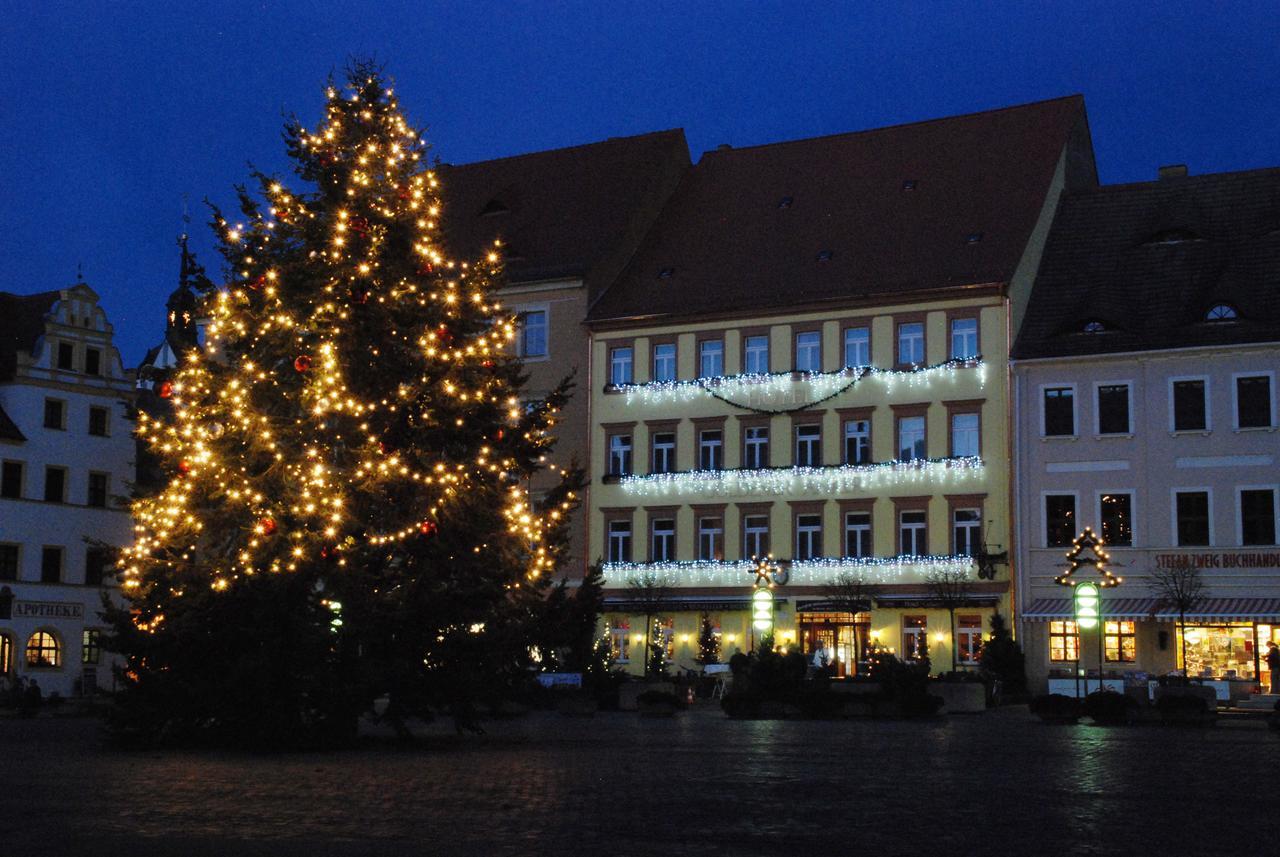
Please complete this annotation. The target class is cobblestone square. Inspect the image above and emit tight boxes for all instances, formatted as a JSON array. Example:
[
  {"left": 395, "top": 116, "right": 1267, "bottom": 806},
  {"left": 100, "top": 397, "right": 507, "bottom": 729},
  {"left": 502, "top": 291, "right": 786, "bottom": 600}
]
[{"left": 2, "top": 708, "right": 1275, "bottom": 856}]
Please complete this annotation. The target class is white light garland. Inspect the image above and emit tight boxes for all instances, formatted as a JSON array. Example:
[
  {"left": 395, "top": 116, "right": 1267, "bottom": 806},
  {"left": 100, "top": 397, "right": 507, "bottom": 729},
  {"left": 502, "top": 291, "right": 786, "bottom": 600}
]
[
  {"left": 603, "top": 554, "right": 975, "bottom": 588},
  {"left": 618, "top": 456, "right": 983, "bottom": 498},
  {"left": 609, "top": 357, "right": 985, "bottom": 408}
]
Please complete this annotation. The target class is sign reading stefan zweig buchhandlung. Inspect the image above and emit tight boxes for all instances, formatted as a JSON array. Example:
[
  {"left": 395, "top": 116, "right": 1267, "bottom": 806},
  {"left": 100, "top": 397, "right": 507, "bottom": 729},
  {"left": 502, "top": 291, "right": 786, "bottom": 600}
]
[
  {"left": 13, "top": 601, "right": 85, "bottom": 619},
  {"left": 1154, "top": 552, "right": 1280, "bottom": 570}
]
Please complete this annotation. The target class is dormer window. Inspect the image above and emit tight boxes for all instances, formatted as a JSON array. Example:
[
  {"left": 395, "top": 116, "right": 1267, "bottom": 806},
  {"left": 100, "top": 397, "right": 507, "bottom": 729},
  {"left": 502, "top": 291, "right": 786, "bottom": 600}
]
[
  {"left": 657, "top": 267, "right": 675, "bottom": 280},
  {"left": 966, "top": 232, "right": 983, "bottom": 244},
  {"left": 816, "top": 250, "right": 833, "bottom": 262},
  {"left": 1205, "top": 303, "right": 1238, "bottom": 321},
  {"left": 479, "top": 199, "right": 509, "bottom": 217},
  {"left": 777, "top": 196, "right": 794, "bottom": 209},
  {"left": 1082, "top": 320, "right": 1107, "bottom": 334},
  {"left": 902, "top": 180, "right": 918, "bottom": 191}
]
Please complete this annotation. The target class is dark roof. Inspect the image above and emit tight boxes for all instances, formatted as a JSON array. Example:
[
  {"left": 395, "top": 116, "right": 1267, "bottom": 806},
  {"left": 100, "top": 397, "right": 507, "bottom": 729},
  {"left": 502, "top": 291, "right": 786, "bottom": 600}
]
[
  {"left": 1014, "top": 167, "right": 1280, "bottom": 359},
  {"left": 438, "top": 130, "right": 690, "bottom": 299},
  {"left": 587, "top": 96, "right": 1091, "bottom": 324},
  {"left": 0, "top": 290, "right": 60, "bottom": 381},
  {"left": 0, "top": 403, "right": 24, "bottom": 442}
]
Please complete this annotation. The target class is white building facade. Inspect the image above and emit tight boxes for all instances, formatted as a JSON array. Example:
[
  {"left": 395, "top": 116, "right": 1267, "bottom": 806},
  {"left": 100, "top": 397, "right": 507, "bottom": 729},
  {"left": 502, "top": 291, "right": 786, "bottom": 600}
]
[
  {"left": 0, "top": 282, "right": 134, "bottom": 698},
  {"left": 1012, "top": 166, "right": 1280, "bottom": 699}
]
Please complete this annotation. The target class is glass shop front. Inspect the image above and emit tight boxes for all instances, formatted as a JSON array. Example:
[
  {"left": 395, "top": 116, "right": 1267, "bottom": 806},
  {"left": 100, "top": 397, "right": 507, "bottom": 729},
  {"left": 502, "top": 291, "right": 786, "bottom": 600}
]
[{"left": 1177, "top": 622, "right": 1280, "bottom": 685}]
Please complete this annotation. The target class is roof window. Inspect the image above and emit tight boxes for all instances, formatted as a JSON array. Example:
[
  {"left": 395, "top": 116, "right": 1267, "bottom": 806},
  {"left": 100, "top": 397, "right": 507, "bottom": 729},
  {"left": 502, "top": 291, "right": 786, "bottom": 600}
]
[
  {"left": 1145, "top": 229, "right": 1200, "bottom": 245},
  {"left": 479, "top": 199, "right": 510, "bottom": 217},
  {"left": 1205, "top": 303, "right": 1237, "bottom": 321},
  {"left": 777, "top": 196, "right": 794, "bottom": 209},
  {"left": 902, "top": 180, "right": 917, "bottom": 191},
  {"left": 816, "top": 250, "right": 833, "bottom": 263},
  {"left": 1082, "top": 320, "right": 1107, "bottom": 334},
  {"left": 966, "top": 232, "right": 983, "bottom": 244},
  {"left": 657, "top": 267, "right": 675, "bottom": 280}
]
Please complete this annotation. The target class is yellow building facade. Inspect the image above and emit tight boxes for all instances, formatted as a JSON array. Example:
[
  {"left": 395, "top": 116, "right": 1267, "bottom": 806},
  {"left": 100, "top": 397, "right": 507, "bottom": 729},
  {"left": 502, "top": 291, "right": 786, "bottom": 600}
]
[{"left": 581, "top": 96, "right": 1098, "bottom": 676}]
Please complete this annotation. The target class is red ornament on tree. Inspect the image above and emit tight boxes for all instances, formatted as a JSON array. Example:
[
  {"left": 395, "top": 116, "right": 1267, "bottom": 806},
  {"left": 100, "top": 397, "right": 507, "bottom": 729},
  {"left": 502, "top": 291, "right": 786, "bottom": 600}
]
[
  {"left": 349, "top": 216, "right": 369, "bottom": 235},
  {"left": 157, "top": 380, "right": 174, "bottom": 399},
  {"left": 294, "top": 355, "right": 312, "bottom": 373},
  {"left": 420, "top": 520, "right": 438, "bottom": 537},
  {"left": 178, "top": 460, "right": 191, "bottom": 474},
  {"left": 482, "top": 359, "right": 494, "bottom": 369},
  {"left": 416, "top": 262, "right": 434, "bottom": 275},
  {"left": 494, "top": 428, "right": 504, "bottom": 441},
  {"left": 435, "top": 325, "right": 452, "bottom": 345},
  {"left": 250, "top": 274, "right": 267, "bottom": 290},
  {"left": 258, "top": 517, "right": 277, "bottom": 536}
]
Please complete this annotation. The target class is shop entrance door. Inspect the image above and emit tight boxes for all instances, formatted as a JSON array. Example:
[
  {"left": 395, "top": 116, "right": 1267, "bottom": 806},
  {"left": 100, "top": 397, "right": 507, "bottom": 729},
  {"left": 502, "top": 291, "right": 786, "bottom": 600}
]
[{"left": 800, "top": 612, "right": 870, "bottom": 677}]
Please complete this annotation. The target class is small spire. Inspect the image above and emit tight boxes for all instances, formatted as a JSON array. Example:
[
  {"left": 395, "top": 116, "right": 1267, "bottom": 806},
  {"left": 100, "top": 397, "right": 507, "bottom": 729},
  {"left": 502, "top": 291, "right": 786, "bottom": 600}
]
[{"left": 76, "top": 261, "right": 84, "bottom": 282}]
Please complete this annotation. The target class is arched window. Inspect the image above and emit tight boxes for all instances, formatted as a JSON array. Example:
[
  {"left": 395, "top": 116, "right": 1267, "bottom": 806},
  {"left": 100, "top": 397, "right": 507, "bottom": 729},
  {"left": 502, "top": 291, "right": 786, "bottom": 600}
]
[
  {"left": 1205, "top": 303, "right": 1237, "bottom": 321},
  {"left": 25, "top": 630, "right": 61, "bottom": 669},
  {"left": 1082, "top": 320, "right": 1107, "bottom": 334}
]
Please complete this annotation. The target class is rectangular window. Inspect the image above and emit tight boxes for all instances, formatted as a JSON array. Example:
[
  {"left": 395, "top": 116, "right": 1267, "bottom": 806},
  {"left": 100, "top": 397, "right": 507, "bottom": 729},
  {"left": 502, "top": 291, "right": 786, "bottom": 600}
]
[
  {"left": 1241, "top": 489, "right": 1277, "bottom": 546},
  {"left": 84, "top": 548, "right": 108, "bottom": 587},
  {"left": 1049, "top": 620, "right": 1080, "bottom": 662},
  {"left": 953, "top": 508, "right": 981, "bottom": 556},
  {"left": 744, "top": 335, "right": 769, "bottom": 374},
  {"left": 87, "top": 472, "right": 109, "bottom": 508},
  {"left": 1104, "top": 620, "right": 1136, "bottom": 663},
  {"left": 651, "top": 343, "right": 676, "bottom": 382},
  {"left": 697, "top": 517, "right": 724, "bottom": 561},
  {"left": 84, "top": 347, "right": 102, "bottom": 376},
  {"left": 795, "top": 513, "right": 823, "bottom": 560},
  {"left": 609, "top": 347, "right": 633, "bottom": 386},
  {"left": 606, "top": 520, "right": 632, "bottom": 563},
  {"left": 1097, "top": 384, "right": 1131, "bottom": 434},
  {"left": 898, "top": 415, "right": 926, "bottom": 461},
  {"left": 902, "top": 616, "right": 927, "bottom": 661},
  {"left": 743, "top": 514, "right": 770, "bottom": 559},
  {"left": 88, "top": 406, "right": 109, "bottom": 437},
  {"left": 44, "top": 398, "right": 65, "bottom": 430},
  {"left": 43, "top": 467, "right": 66, "bottom": 503},
  {"left": 843, "top": 419, "right": 870, "bottom": 465},
  {"left": 699, "top": 430, "right": 723, "bottom": 471},
  {"left": 794, "top": 331, "right": 821, "bottom": 373},
  {"left": 607, "top": 434, "right": 633, "bottom": 477},
  {"left": 0, "top": 544, "right": 18, "bottom": 581},
  {"left": 1099, "top": 492, "right": 1133, "bottom": 546},
  {"left": 1, "top": 460, "right": 22, "bottom": 499},
  {"left": 843, "top": 326, "right": 870, "bottom": 368},
  {"left": 608, "top": 623, "right": 631, "bottom": 663},
  {"left": 950, "top": 318, "right": 978, "bottom": 360},
  {"left": 1043, "top": 387, "right": 1075, "bottom": 436},
  {"left": 950, "top": 412, "right": 979, "bottom": 458},
  {"left": 41, "top": 546, "right": 62, "bottom": 583},
  {"left": 650, "top": 518, "right": 675, "bottom": 562},
  {"left": 57, "top": 342, "right": 75, "bottom": 370},
  {"left": 82, "top": 629, "right": 101, "bottom": 665},
  {"left": 650, "top": 432, "right": 675, "bottom": 474},
  {"left": 899, "top": 510, "right": 927, "bottom": 556},
  {"left": 1236, "top": 375, "right": 1273, "bottom": 428},
  {"left": 520, "top": 310, "right": 547, "bottom": 358},
  {"left": 957, "top": 615, "right": 983, "bottom": 665},
  {"left": 1172, "top": 379, "right": 1207, "bottom": 431},
  {"left": 1175, "top": 491, "right": 1211, "bottom": 546},
  {"left": 844, "top": 511, "right": 872, "bottom": 558},
  {"left": 1045, "top": 494, "right": 1076, "bottom": 547},
  {"left": 794, "top": 423, "right": 821, "bottom": 467},
  {"left": 743, "top": 426, "right": 769, "bottom": 469},
  {"left": 699, "top": 339, "right": 724, "bottom": 378},
  {"left": 897, "top": 322, "right": 924, "bottom": 366}
]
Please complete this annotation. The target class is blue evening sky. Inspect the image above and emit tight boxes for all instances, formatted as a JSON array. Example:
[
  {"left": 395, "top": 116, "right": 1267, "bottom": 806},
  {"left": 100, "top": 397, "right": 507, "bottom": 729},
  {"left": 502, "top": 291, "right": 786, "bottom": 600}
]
[{"left": 2, "top": 1, "right": 1277, "bottom": 364}]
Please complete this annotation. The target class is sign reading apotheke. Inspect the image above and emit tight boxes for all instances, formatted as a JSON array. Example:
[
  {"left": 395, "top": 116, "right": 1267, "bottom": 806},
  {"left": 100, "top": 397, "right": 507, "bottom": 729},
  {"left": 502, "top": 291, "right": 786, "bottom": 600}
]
[
  {"left": 1154, "top": 552, "right": 1280, "bottom": 570},
  {"left": 13, "top": 601, "right": 84, "bottom": 620}
]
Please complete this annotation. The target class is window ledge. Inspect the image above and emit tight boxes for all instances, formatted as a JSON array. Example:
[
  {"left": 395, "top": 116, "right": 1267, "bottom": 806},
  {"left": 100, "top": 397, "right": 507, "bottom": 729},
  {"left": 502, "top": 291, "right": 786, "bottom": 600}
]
[
  {"left": 1169, "top": 430, "right": 1212, "bottom": 437},
  {"left": 1093, "top": 433, "right": 1135, "bottom": 440},
  {"left": 1039, "top": 435, "right": 1079, "bottom": 442},
  {"left": 519, "top": 354, "right": 550, "bottom": 364},
  {"left": 601, "top": 474, "right": 624, "bottom": 485},
  {"left": 1234, "top": 426, "right": 1277, "bottom": 434}
]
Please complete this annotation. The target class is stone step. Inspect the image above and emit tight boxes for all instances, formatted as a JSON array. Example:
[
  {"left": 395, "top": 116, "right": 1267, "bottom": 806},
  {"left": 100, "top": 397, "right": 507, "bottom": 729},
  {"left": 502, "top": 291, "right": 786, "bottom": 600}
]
[{"left": 1235, "top": 694, "right": 1279, "bottom": 711}]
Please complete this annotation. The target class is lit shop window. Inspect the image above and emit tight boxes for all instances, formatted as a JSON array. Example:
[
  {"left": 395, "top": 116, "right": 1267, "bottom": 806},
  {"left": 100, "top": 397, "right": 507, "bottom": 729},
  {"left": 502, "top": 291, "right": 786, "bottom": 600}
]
[
  {"left": 957, "top": 615, "right": 983, "bottom": 664},
  {"left": 1049, "top": 621, "right": 1080, "bottom": 662},
  {"left": 1104, "top": 620, "right": 1136, "bottom": 663}
]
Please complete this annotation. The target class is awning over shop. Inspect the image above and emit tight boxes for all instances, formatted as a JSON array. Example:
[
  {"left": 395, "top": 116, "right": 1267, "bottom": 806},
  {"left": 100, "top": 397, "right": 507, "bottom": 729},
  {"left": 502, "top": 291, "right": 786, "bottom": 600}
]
[
  {"left": 603, "top": 596, "right": 787, "bottom": 613},
  {"left": 795, "top": 600, "right": 871, "bottom": 614},
  {"left": 873, "top": 592, "right": 1001, "bottom": 610},
  {"left": 1022, "top": 597, "right": 1280, "bottom": 621}
]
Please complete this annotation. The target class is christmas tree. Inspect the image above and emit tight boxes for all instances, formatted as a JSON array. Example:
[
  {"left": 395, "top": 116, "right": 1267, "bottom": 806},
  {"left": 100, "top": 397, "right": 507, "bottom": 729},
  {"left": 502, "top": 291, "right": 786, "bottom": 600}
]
[
  {"left": 696, "top": 612, "right": 720, "bottom": 666},
  {"left": 109, "top": 63, "right": 580, "bottom": 746}
]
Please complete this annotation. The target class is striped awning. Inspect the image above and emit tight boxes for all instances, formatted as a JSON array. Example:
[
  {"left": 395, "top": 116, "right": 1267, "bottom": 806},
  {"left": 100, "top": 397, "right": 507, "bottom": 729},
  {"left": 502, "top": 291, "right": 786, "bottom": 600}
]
[{"left": 1022, "top": 597, "right": 1280, "bottom": 621}]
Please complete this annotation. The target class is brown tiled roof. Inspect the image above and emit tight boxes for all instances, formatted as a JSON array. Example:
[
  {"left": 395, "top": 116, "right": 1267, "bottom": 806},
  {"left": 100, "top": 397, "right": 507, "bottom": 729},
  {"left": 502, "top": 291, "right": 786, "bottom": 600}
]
[
  {"left": 438, "top": 130, "right": 690, "bottom": 299},
  {"left": 0, "top": 290, "right": 60, "bottom": 381},
  {"left": 587, "top": 96, "right": 1092, "bottom": 325},
  {"left": 1014, "top": 166, "right": 1280, "bottom": 359}
]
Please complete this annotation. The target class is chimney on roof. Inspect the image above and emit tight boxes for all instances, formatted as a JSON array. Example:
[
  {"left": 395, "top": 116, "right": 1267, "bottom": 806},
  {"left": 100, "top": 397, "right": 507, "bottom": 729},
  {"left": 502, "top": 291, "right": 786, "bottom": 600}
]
[
  {"left": 1158, "top": 164, "right": 1188, "bottom": 180},
  {"left": 716, "top": 143, "right": 732, "bottom": 151}
]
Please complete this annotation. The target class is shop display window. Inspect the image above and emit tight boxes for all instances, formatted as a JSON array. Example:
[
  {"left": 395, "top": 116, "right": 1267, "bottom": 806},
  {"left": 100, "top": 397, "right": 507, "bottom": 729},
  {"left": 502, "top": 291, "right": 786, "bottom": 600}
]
[
  {"left": 1103, "top": 620, "right": 1136, "bottom": 662},
  {"left": 1178, "top": 624, "right": 1257, "bottom": 679},
  {"left": 1049, "top": 620, "right": 1079, "bottom": 662}
]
